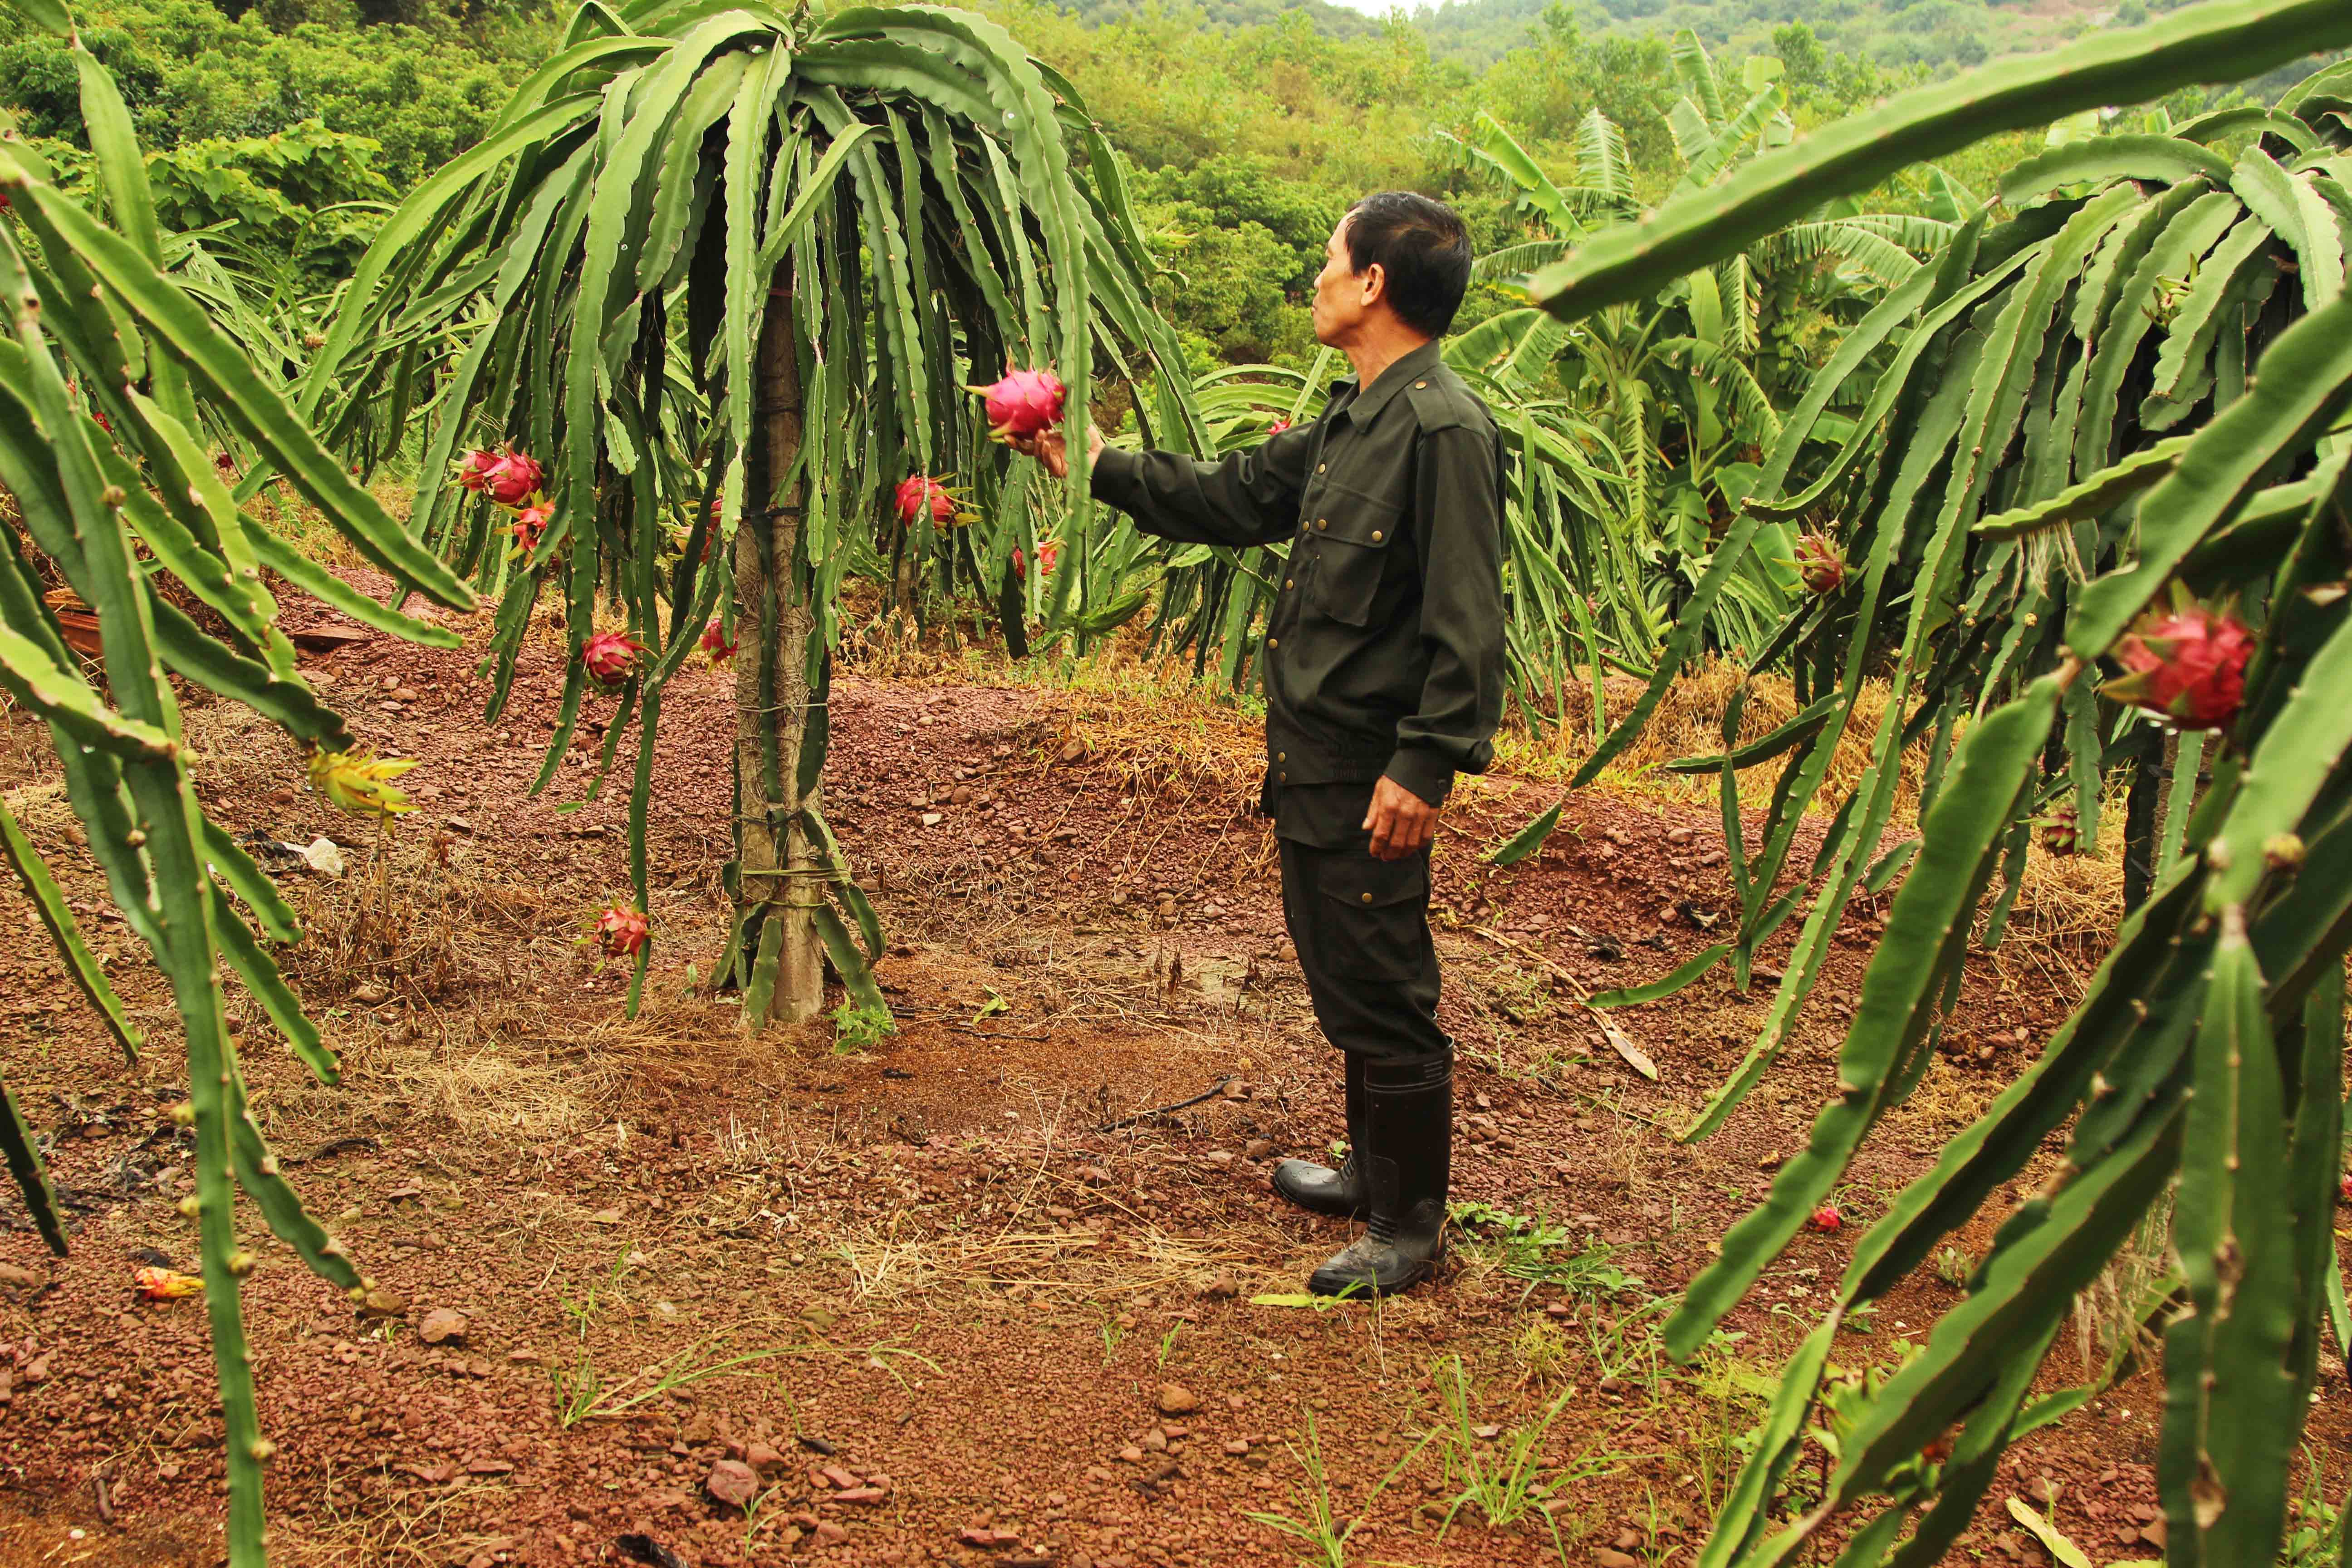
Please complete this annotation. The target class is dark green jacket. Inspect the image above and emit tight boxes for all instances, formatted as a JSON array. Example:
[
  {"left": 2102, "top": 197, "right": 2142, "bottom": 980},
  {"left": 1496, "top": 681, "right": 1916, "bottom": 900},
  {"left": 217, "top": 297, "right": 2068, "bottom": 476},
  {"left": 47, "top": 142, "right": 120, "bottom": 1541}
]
[{"left": 1090, "top": 338, "right": 1507, "bottom": 806}]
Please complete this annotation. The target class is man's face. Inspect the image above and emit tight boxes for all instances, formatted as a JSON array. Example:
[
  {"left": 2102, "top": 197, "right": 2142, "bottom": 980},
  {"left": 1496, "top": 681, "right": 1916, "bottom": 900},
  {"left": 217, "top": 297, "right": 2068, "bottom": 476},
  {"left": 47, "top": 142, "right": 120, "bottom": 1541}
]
[{"left": 1311, "top": 214, "right": 1378, "bottom": 347}]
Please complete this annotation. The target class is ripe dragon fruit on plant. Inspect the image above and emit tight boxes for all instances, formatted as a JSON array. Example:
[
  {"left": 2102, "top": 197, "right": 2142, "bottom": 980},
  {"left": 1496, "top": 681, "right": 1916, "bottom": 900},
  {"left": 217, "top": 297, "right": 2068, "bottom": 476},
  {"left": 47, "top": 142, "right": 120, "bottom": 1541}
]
[
  {"left": 595, "top": 904, "right": 650, "bottom": 959},
  {"left": 510, "top": 502, "right": 553, "bottom": 556},
  {"left": 895, "top": 473, "right": 962, "bottom": 529},
  {"left": 701, "top": 618, "right": 735, "bottom": 662},
  {"left": 975, "top": 368, "right": 1066, "bottom": 443},
  {"left": 580, "top": 630, "right": 646, "bottom": 686},
  {"left": 2041, "top": 801, "right": 2078, "bottom": 857},
  {"left": 1011, "top": 541, "right": 1061, "bottom": 580},
  {"left": 1794, "top": 530, "right": 1847, "bottom": 595},
  {"left": 2102, "top": 592, "right": 2254, "bottom": 731},
  {"left": 454, "top": 446, "right": 544, "bottom": 509}
]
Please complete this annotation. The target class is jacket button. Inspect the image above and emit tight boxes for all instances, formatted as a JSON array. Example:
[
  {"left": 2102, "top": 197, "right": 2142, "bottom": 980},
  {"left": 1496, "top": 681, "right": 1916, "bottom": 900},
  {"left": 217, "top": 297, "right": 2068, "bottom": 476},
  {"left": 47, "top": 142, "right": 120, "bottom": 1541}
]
[
  {"left": 1360, "top": 892, "right": 1373, "bottom": 903},
  {"left": 1279, "top": 771, "right": 1287, "bottom": 782},
  {"left": 1284, "top": 578, "right": 1294, "bottom": 590},
  {"left": 1316, "top": 519, "right": 1328, "bottom": 530},
  {"left": 1267, "top": 637, "right": 1279, "bottom": 649},
  {"left": 1414, "top": 380, "right": 1426, "bottom": 389},
  {"left": 1317, "top": 463, "right": 1326, "bottom": 473},
  {"left": 1370, "top": 530, "right": 1383, "bottom": 542},
  {"left": 1277, "top": 752, "right": 1285, "bottom": 762}
]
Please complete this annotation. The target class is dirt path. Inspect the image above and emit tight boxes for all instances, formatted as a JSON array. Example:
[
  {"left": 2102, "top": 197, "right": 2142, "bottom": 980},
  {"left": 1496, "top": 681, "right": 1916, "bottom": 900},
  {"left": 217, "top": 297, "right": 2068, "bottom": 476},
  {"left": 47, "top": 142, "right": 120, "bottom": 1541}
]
[{"left": 0, "top": 613, "right": 2330, "bottom": 1567}]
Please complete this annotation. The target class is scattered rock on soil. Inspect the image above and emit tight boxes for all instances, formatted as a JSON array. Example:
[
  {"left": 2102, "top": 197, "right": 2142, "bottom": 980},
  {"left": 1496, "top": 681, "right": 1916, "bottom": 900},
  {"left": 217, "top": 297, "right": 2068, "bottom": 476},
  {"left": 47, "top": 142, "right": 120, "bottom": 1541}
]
[
  {"left": 1156, "top": 1382, "right": 1200, "bottom": 1415},
  {"left": 417, "top": 1307, "right": 469, "bottom": 1345},
  {"left": 705, "top": 1458, "right": 759, "bottom": 1509}
]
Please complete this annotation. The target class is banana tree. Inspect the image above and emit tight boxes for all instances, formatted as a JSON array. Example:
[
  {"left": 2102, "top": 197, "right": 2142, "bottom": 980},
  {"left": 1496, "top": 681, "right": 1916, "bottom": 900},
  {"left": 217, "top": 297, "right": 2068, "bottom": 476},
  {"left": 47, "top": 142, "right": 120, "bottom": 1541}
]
[
  {"left": 0, "top": 10, "right": 479, "bottom": 1562},
  {"left": 1517, "top": 5, "right": 2352, "bottom": 1564},
  {"left": 311, "top": 0, "right": 1204, "bottom": 1026}
]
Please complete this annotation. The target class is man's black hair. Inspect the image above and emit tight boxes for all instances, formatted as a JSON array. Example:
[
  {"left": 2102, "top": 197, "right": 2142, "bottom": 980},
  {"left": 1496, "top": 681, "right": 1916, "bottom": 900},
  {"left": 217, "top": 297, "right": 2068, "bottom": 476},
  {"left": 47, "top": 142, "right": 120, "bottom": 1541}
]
[{"left": 1343, "top": 192, "right": 1473, "bottom": 339}]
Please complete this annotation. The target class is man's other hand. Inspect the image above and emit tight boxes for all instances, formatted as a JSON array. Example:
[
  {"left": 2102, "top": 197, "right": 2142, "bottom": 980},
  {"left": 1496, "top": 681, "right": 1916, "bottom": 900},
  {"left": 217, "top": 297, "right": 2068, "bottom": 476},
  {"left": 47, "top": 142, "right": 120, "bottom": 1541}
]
[
  {"left": 1363, "top": 775, "right": 1439, "bottom": 861},
  {"left": 1009, "top": 422, "right": 1104, "bottom": 480}
]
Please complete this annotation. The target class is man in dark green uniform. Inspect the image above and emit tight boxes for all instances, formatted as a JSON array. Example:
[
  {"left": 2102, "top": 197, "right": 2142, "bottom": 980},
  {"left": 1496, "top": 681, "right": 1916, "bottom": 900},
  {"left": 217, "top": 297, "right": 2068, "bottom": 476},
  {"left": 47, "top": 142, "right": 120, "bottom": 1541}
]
[{"left": 1016, "top": 193, "right": 1506, "bottom": 1296}]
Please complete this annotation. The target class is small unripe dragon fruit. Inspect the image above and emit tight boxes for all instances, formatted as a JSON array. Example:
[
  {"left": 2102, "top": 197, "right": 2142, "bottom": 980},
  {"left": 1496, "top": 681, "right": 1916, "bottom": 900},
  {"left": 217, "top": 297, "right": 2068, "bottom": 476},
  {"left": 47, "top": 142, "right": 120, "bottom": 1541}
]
[
  {"left": 2041, "top": 802, "right": 2078, "bottom": 857},
  {"left": 1794, "top": 530, "right": 1846, "bottom": 595},
  {"left": 1011, "top": 541, "right": 1061, "bottom": 580},
  {"left": 2102, "top": 593, "right": 2254, "bottom": 731},
  {"left": 308, "top": 745, "right": 418, "bottom": 823},
  {"left": 595, "top": 904, "right": 650, "bottom": 959},
  {"left": 1808, "top": 1205, "right": 1842, "bottom": 1233},
  {"left": 895, "top": 473, "right": 962, "bottom": 528},
  {"left": 701, "top": 618, "right": 735, "bottom": 662},
  {"left": 580, "top": 630, "right": 645, "bottom": 686},
  {"left": 976, "top": 368, "right": 1066, "bottom": 442},
  {"left": 510, "top": 502, "right": 553, "bottom": 556}
]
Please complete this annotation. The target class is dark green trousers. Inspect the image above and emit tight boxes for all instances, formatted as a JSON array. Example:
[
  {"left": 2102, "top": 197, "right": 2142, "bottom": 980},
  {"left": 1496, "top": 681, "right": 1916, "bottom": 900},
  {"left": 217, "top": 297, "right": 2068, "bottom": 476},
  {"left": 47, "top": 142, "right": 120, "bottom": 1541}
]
[{"left": 1276, "top": 831, "right": 1448, "bottom": 1064}]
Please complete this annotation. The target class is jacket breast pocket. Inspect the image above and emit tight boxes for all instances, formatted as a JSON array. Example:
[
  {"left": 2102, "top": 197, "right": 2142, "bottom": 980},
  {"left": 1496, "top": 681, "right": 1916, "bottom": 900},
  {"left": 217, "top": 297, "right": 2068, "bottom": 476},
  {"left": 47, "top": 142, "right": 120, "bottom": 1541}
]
[{"left": 1305, "top": 495, "right": 1401, "bottom": 628}]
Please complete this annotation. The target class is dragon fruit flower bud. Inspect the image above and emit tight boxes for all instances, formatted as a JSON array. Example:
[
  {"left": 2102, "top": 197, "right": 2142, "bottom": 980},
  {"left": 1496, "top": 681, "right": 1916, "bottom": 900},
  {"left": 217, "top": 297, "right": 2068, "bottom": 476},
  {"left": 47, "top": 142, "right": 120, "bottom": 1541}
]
[
  {"left": 976, "top": 368, "right": 1066, "bottom": 442},
  {"left": 2102, "top": 594, "right": 2254, "bottom": 731},
  {"left": 580, "top": 630, "right": 645, "bottom": 686},
  {"left": 1794, "top": 530, "right": 1846, "bottom": 595},
  {"left": 701, "top": 618, "right": 735, "bottom": 662}
]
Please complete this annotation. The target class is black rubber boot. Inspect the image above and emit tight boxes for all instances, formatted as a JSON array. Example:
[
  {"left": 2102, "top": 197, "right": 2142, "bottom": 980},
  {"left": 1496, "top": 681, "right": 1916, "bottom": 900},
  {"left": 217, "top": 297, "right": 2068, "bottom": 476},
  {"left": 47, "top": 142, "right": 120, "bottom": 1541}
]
[
  {"left": 1270, "top": 1054, "right": 1367, "bottom": 1218},
  {"left": 1306, "top": 1049, "right": 1451, "bottom": 1297}
]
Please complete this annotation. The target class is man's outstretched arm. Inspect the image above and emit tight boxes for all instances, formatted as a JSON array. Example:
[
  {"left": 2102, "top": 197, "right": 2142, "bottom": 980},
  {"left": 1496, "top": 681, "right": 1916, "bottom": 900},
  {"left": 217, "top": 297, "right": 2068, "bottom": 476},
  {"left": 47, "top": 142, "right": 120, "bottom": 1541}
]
[{"left": 1020, "top": 422, "right": 1314, "bottom": 548}]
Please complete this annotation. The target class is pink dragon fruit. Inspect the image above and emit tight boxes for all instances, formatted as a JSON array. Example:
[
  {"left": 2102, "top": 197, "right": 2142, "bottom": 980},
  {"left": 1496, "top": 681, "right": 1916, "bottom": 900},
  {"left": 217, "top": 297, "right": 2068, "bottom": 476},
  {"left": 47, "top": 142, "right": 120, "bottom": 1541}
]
[
  {"left": 1268, "top": 416, "right": 1293, "bottom": 435},
  {"left": 596, "top": 905, "right": 650, "bottom": 959},
  {"left": 455, "top": 448, "right": 499, "bottom": 494},
  {"left": 1011, "top": 541, "right": 1062, "bottom": 580},
  {"left": 895, "top": 473, "right": 960, "bottom": 528},
  {"left": 2103, "top": 595, "right": 2254, "bottom": 731},
  {"left": 580, "top": 630, "right": 645, "bottom": 686},
  {"left": 976, "top": 368, "right": 1066, "bottom": 443},
  {"left": 2041, "top": 802, "right": 2078, "bottom": 857},
  {"left": 1794, "top": 530, "right": 1846, "bottom": 595},
  {"left": 510, "top": 502, "right": 553, "bottom": 555},
  {"left": 701, "top": 618, "right": 735, "bottom": 662}
]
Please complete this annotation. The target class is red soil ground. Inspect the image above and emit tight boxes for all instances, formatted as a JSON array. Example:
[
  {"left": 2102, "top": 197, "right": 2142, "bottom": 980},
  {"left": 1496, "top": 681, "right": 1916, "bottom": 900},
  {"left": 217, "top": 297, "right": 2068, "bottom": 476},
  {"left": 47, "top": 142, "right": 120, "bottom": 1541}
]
[{"left": 0, "top": 603, "right": 2342, "bottom": 1566}]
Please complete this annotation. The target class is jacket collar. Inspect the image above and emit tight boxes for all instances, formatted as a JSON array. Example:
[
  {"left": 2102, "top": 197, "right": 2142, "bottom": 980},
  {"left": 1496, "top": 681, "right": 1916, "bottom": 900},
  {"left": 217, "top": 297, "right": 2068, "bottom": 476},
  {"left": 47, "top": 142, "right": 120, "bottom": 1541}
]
[{"left": 1333, "top": 338, "right": 1444, "bottom": 427}]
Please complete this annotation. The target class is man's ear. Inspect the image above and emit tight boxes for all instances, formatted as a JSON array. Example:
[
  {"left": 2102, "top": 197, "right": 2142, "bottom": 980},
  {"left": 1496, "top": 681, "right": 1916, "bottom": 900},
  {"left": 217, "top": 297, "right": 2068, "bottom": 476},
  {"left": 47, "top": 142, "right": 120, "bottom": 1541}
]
[{"left": 1360, "top": 261, "right": 1386, "bottom": 308}]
